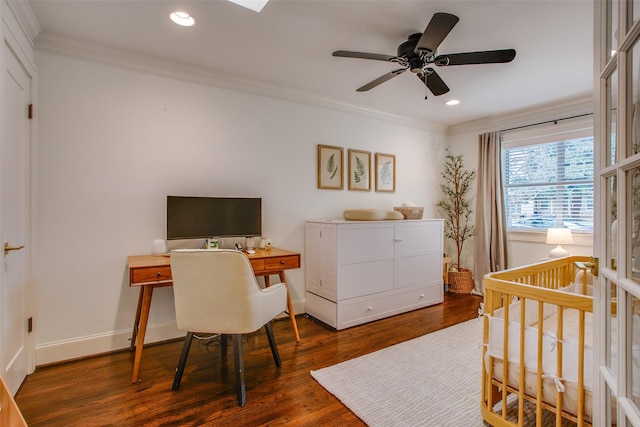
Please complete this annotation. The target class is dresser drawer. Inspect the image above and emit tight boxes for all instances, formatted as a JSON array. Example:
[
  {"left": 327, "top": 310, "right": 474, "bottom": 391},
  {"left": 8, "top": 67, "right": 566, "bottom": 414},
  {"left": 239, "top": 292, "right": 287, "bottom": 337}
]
[
  {"left": 130, "top": 266, "right": 172, "bottom": 285},
  {"left": 336, "top": 285, "right": 443, "bottom": 329},
  {"left": 264, "top": 255, "right": 300, "bottom": 271}
]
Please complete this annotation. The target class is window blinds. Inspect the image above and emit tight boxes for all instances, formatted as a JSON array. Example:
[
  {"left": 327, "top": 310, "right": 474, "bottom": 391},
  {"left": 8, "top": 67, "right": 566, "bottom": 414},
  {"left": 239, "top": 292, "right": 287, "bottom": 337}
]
[{"left": 501, "top": 117, "right": 594, "bottom": 232}]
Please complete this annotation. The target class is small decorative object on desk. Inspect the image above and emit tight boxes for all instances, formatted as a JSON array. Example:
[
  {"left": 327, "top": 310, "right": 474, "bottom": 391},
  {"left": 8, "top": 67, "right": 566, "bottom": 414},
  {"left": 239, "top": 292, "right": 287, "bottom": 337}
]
[
  {"left": 205, "top": 237, "right": 219, "bottom": 249},
  {"left": 245, "top": 236, "right": 257, "bottom": 250},
  {"left": 258, "top": 237, "right": 267, "bottom": 249},
  {"left": 152, "top": 239, "right": 168, "bottom": 254}
]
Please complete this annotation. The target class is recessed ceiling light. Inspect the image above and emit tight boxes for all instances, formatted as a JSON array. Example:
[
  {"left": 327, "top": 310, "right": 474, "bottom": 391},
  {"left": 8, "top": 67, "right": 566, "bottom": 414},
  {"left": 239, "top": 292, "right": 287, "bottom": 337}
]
[
  {"left": 445, "top": 99, "right": 460, "bottom": 106},
  {"left": 170, "top": 11, "right": 195, "bottom": 27},
  {"left": 227, "top": 0, "right": 269, "bottom": 13}
]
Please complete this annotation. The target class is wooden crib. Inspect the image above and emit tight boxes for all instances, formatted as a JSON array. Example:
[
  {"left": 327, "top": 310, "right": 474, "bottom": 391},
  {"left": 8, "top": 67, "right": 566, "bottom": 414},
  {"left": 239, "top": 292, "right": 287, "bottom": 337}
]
[{"left": 481, "top": 255, "right": 595, "bottom": 427}]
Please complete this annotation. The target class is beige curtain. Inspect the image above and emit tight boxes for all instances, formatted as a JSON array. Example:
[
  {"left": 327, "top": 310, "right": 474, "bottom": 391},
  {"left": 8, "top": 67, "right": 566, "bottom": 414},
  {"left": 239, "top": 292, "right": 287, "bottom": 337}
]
[{"left": 473, "top": 131, "right": 508, "bottom": 293}]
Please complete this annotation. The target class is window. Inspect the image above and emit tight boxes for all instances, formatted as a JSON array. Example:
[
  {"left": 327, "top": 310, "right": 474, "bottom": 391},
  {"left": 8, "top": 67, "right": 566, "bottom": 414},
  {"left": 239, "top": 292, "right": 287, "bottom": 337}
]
[{"left": 502, "top": 117, "right": 594, "bottom": 232}]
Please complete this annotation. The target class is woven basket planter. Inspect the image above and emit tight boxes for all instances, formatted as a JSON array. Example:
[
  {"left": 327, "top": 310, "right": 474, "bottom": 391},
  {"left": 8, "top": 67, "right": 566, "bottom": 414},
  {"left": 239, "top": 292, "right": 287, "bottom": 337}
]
[{"left": 448, "top": 268, "right": 474, "bottom": 294}]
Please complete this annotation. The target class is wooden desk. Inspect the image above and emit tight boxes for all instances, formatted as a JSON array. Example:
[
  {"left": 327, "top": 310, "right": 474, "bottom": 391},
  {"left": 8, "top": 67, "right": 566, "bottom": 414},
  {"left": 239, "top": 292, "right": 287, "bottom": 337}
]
[{"left": 127, "top": 247, "right": 301, "bottom": 384}]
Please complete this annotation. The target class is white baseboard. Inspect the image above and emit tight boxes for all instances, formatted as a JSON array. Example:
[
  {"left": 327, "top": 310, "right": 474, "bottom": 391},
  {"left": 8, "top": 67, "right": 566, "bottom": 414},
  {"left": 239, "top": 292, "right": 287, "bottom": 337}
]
[
  {"left": 35, "top": 322, "right": 183, "bottom": 366},
  {"left": 35, "top": 300, "right": 306, "bottom": 366}
]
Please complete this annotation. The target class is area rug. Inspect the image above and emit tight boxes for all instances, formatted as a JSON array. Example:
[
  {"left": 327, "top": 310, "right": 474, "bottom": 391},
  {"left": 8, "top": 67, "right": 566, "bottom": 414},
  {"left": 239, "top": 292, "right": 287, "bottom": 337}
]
[{"left": 310, "top": 318, "right": 485, "bottom": 427}]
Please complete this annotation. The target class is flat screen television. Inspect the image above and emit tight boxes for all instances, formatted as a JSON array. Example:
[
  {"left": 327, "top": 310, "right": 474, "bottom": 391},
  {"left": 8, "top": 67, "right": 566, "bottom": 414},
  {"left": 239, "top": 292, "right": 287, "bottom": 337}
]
[{"left": 166, "top": 196, "right": 262, "bottom": 240}]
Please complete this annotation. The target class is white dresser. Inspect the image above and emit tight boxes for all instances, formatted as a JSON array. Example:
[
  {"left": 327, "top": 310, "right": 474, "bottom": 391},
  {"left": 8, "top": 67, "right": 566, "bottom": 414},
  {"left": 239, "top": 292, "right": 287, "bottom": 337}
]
[{"left": 305, "top": 219, "right": 444, "bottom": 329}]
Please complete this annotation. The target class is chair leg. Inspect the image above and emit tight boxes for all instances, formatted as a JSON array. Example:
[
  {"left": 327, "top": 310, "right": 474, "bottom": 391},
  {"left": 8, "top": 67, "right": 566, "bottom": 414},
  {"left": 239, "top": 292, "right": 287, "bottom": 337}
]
[
  {"left": 264, "top": 322, "right": 281, "bottom": 368},
  {"left": 172, "top": 332, "right": 194, "bottom": 391},
  {"left": 232, "top": 334, "right": 246, "bottom": 406},
  {"left": 220, "top": 334, "right": 228, "bottom": 358}
]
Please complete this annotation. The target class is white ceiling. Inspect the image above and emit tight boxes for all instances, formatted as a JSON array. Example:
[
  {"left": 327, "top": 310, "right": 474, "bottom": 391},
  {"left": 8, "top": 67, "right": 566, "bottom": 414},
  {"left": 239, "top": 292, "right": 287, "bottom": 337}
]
[{"left": 27, "top": 0, "right": 594, "bottom": 128}]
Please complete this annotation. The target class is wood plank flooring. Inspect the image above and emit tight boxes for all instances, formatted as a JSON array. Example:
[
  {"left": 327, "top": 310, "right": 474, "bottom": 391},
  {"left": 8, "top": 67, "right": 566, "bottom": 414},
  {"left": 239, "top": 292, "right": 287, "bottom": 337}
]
[{"left": 15, "top": 292, "right": 482, "bottom": 426}]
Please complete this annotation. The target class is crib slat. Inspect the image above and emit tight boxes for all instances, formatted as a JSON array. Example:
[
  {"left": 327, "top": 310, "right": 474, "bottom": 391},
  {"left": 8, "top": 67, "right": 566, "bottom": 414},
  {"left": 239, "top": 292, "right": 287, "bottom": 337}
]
[
  {"left": 502, "top": 292, "right": 510, "bottom": 422},
  {"left": 578, "top": 309, "right": 585, "bottom": 427},
  {"left": 518, "top": 298, "right": 526, "bottom": 426},
  {"left": 536, "top": 300, "right": 544, "bottom": 427},
  {"left": 556, "top": 305, "right": 564, "bottom": 426}
]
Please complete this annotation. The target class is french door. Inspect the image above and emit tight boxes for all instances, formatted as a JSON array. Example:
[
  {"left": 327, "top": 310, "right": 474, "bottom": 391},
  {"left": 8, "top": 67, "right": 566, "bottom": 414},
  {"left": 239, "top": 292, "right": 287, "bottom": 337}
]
[{"left": 595, "top": 1, "right": 640, "bottom": 425}]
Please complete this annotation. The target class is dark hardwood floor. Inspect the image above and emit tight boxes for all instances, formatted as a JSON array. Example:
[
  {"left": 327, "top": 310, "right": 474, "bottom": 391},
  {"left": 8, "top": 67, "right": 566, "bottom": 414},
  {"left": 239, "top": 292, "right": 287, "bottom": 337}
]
[{"left": 15, "top": 292, "right": 482, "bottom": 426}]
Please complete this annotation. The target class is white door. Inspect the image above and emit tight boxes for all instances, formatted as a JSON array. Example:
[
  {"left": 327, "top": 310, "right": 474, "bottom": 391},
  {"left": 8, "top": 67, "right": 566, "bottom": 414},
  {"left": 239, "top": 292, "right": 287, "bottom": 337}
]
[
  {"left": 1, "top": 36, "right": 33, "bottom": 395},
  {"left": 595, "top": 1, "right": 640, "bottom": 425}
]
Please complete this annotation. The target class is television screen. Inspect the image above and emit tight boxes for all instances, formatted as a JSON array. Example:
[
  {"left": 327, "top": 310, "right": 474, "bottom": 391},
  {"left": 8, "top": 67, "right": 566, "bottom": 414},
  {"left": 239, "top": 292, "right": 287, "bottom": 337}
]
[{"left": 167, "top": 196, "right": 262, "bottom": 240}]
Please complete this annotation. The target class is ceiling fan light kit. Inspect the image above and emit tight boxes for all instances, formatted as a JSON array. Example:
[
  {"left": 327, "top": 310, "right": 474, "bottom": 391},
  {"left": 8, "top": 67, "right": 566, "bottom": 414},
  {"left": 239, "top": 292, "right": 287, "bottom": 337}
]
[{"left": 333, "top": 12, "right": 516, "bottom": 99}]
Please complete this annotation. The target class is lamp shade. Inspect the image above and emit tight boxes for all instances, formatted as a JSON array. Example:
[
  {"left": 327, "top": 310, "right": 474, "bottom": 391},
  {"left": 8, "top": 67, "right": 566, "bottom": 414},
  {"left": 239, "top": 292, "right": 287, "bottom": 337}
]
[
  {"left": 546, "top": 228, "right": 573, "bottom": 245},
  {"left": 546, "top": 228, "right": 573, "bottom": 258}
]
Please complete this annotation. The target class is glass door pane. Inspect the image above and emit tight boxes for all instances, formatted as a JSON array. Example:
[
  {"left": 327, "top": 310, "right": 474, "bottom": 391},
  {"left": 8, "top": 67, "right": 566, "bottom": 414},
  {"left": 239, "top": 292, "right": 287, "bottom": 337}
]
[
  {"left": 608, "top": 69, "right": 618, "bottom": 167},
  {"left": 632, "top": 0, "right": 640, "bottom": 28},
  {"left": 629, "top": 167, "right": 640, "bottom": 281},
  {"left": 607, "top": 279, "right": 618, "bottom": 378},
  {"left": 629, "top": 41, "right": 640, "bottom": 157},
  {"left": 628, "top": 294, "right": 639, "bottom": 409},
  {"left": 610, "top": 1, "right": 619, "bottom": 59},
  {"left": 608, "top": 175, "right": 618, "bottom": 270}
]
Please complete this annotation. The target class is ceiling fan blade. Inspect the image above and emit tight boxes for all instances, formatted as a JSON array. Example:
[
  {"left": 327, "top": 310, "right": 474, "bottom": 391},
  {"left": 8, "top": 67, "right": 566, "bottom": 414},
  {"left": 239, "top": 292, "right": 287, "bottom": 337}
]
[
  {"left": 414, "top": 12, "right": 459, "bottom": 54},
  {"left": 357, "top": 68, "right": 407, "bottom": 92},
  {"left": 434, "top": 49, "right": 516, "bottom": 66},
  {"left": 419, "top": 68, "right": 449, "bottom": 96},
  {"left": 333, "top": 50, "right": 397, "bottom": 62}
]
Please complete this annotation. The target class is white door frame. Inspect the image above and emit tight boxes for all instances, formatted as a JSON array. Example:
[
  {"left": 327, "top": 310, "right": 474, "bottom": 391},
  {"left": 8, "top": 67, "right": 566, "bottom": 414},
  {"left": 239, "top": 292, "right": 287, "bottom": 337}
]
[{"left": 0, "top": 3, "right": 37, "bottom": 394}]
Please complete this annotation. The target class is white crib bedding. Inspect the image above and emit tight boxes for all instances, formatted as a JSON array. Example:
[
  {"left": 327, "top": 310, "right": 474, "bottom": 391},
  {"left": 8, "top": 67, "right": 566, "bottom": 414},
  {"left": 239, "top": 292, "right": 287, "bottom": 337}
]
[
  {"left": 488, "top": 358, "right": 594, "bottom": 421},
  {"left": 485, "top": 295, "right": 640, "bottom": 421},
  {"left": 485, "top": 303, "right": 595, "bottom": 420}
]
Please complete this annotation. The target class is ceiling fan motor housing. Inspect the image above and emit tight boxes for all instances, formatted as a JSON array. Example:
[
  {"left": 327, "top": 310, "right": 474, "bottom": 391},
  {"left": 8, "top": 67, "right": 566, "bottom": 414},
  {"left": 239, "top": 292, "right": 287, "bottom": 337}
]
[
  {"left": 397, "top": 33, "right": 423, "bottom": 57},
  {"left": 399, "top": 33, "right": 433, "bottom": 73}
]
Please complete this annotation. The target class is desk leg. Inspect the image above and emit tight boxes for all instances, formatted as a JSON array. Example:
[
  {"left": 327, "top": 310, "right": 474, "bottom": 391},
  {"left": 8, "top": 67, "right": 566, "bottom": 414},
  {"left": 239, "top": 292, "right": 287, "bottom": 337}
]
[
  {"left": 131, "top": 285, "right": 154, "bottom": 383},
  {"left": 130, "top": 287, "right": 144, "bottom": 351},
  {"left": 278, "top": 272, "right": 300, "bottom": 342}
]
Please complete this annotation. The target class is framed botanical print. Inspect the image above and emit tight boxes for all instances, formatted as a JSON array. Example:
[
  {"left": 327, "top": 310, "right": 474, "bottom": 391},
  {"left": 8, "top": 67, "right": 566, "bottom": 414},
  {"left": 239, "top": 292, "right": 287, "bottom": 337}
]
[
  {"left": 375, "top": 153, "right": 396, "bottom": 192},
  {"left": 348, "top": 149, "right": 371, "bottom": 191},
  {"left": 317, "top": 144, "right": 344, "bottom": 190}
]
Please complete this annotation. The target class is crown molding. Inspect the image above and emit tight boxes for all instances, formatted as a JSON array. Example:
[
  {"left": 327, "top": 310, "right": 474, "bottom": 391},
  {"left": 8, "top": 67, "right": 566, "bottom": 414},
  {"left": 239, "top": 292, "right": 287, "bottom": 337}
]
[
  {"left": 446, "top": 94, "right": 593, "bottom": 136},
  {"left": 5, "top": 0, "right": 40, "bottom": 44},
  {"left": 34, "top": 31, "right": 446, "bottom": 134}
]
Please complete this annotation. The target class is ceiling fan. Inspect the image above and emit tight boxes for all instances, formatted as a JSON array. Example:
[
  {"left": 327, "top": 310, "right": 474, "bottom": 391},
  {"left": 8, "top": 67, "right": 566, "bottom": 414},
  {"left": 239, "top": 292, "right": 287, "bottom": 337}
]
[{"left": 332, "top": 12, "right": 516, "bottom": 98}]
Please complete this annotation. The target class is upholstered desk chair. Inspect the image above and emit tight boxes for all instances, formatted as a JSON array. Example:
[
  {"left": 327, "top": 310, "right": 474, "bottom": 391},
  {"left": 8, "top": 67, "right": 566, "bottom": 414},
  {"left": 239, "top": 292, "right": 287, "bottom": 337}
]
[{"left": 170, "top": 249, "right": 287, "bottom": 406}]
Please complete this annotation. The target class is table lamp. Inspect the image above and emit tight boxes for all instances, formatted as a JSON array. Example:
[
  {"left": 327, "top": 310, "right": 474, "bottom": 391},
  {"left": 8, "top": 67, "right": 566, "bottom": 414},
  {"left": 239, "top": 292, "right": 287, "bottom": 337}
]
[{"left": 546, "top": 228, "right": 573, "bottom": 258}]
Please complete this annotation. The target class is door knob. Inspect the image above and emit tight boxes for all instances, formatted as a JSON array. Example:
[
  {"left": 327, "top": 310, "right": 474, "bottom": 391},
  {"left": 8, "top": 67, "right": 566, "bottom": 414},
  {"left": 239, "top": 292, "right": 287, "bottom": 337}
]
[{"left": 4, "top": 242, "right": 25, "bottom": 255}]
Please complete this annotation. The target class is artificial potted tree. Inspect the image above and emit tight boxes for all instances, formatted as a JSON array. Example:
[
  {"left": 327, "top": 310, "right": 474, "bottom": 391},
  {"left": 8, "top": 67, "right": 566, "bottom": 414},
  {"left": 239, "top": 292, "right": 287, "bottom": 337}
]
[{"left": 437, "top": 149, "right": 476, "bottom": 293}]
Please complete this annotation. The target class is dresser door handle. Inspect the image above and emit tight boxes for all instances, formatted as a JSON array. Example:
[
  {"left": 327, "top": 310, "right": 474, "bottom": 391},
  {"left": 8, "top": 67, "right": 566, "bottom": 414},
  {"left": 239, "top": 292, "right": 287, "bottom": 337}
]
[{"left": 280, "top": 260, "right": 285, "bottom": 265}]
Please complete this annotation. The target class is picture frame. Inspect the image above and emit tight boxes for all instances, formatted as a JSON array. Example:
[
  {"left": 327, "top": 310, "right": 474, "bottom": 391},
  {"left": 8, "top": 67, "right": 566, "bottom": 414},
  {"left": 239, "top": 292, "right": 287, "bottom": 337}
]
[
  {"left": 317, "top": 144, "right": 344, "bottom": 190},
  {"left": 348, "top": 149, "right": 371, "bottom": 191},
  {"left": 375, "top": 153, "right": 396, "bottom": 192}
]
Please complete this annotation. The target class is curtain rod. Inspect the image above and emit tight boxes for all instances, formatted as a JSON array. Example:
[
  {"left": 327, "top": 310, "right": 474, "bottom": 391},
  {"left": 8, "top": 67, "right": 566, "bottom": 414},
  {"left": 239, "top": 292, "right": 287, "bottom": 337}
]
[{"left": 500, "top": 112, "right": 593, "bottom": 134}]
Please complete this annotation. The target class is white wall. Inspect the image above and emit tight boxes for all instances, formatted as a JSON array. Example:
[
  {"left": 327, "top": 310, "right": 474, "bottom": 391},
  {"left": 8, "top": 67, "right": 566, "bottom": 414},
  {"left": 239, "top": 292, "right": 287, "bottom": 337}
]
[{"left": 34, "top": 52, "right": 446, "bottom": 363}]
